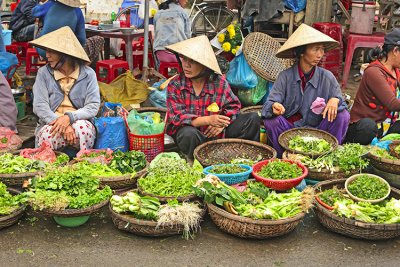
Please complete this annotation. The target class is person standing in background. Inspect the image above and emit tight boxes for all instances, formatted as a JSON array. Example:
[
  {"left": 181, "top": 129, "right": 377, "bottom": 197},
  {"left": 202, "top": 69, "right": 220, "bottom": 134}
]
[{"left": 9, "top": 0, "right": 39, "bottom": 42}]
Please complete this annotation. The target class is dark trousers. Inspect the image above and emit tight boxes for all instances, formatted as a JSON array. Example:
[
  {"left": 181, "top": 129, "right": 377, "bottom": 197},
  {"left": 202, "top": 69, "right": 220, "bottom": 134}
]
[
  {"left": 174, "top": 113, "right": 260, "bottom": 159},
  {"left": 345, "top": 118, "right": 400, "bottom": 145}
]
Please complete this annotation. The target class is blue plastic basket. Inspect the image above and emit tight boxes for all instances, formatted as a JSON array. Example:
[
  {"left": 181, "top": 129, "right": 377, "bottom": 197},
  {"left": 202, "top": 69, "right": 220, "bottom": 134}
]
[
  {"left": 203, "top": 164, "right": 252, "bottom": 185},
  {"left": 1, "top": 30, "right": 12, "bottom": 46}
]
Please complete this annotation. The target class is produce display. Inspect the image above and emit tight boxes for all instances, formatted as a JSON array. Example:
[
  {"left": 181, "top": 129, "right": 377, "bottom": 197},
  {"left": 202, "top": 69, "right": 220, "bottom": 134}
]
[
  {"left": 317, "top": 187, "right": 347, "bottom": 207},
  {"left": 369, "top": 146, "right": 397, "bottom": 160},
  {"left": 109, "top": 150, "right": 147, "bottom": 174},
  {"left": 0, "top": 153, "right": 47, "bottom": 174},
  {"left": 72, "top": 161, "right": 123, "bottom": 177},
  {"left": 256, "top": 160, "right": 303, "bottom": 180},
  {"left": 288, "top": 135, "right": 331, "bottom": 154},
  {"left": 208, "top": 165, "right": 247, "bottom": 174},
  {"left": 347, "top": 175, "right": 389, "bottom": 200},
  {"left": 26, "top": 166, "right": 112, "bottom": 211},
  {"left": 0, "top": 182, "right": 25, "bottom": 215},
  {"left": 111, "top": 192, "right": 160, "bottom": 220},
  {"left": 138, "top": 156, "right": 204, "bottom": 197}
]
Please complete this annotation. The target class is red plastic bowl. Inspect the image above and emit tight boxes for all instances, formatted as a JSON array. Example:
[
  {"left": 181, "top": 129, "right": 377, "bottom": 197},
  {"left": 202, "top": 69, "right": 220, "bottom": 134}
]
[
  {"left": 315, "top": 195, "right": 334, "bottom": 210},
  {"left": 252, "top": 159, "right": 308, "bottom": 191}
]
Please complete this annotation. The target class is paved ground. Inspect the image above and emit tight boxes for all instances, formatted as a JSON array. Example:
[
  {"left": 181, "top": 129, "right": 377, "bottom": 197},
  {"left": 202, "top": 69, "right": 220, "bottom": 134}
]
[{"left": 0, "top": 207, "right": 399, "bottom": 267}]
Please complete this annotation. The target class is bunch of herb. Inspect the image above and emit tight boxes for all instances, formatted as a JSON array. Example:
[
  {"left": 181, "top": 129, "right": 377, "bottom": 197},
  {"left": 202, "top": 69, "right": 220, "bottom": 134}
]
[
  {"left": 318, "top": 187, "right": 347, "bottom": 207},
  {"left": 347, "top": 175, "right": 389, "bottom": 200},
  {"left": 241, "top": 181, "right": 270, "bottom": 205},
  {"left": 209, "top": 164, "right": 247, "bottom": 174},
  {"left": 109, "top": 150, "right": 147, "bottom": 174},
  {"left": 0, "top": 182, "right": 26, "bottom": 215},
  {"left": 288, "top": 135, "right": 331, "bottom": 154},
  {"left": 256, "top": 160, "right": 303, "bottom": 180},
  {"left": 0, "top": 153, "right": 46, "bottom": 174},
  {"left": 54, "top": 154, "right": 70, "bottom": 166},
  {"left": 370, "top": 146, "right": 397, "bottom": 160},
  {"left": 72, "top": 161, "right": 122, "bottom": 177}
]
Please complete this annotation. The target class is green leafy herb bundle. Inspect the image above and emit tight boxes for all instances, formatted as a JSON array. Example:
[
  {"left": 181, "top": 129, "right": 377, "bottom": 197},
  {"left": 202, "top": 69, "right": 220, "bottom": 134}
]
[
  {"left": 257, "top": 160, "right": 303, "bottom": 180},
  {"left": 209, "top": 165, "right": 247, "bottom": 174},
  {"left": 347, "top": 175, "right": 389, "bottom": 200},
  {"left": 72, "top": 161, "right": 122, "bottom": 177},
  {"left": 0, "top": 153, "right": 46, "bottom": 174},
  {"left": 109, "top": 150, "right": 147, "bottom": 174},
  {"left": 0, "top": 182, "right": 25, "bottom": 215},
  {"left": 318, "top": 187, "right": 347, "bottom": 207},
  {"left": 111, "top": 191, "right": 160, "bottom": 220},
  {"left": 288, "top": 135, "right": 331, "bottom": 154}
]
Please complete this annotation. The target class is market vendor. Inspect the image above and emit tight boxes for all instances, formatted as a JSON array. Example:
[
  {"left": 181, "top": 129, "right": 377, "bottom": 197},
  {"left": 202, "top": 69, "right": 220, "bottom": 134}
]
[
  {"left": 262, "top": 24, "right": 349, "bottom": 157},
  {"left": 345, "top": 28, "right": 400, "bottom": 145},
  {"left": 31, "top": 26, "right": 100, "bottom": 151},
  {"left": 0, "top": 73, "right": 17, "bottom": 132},
  {"left": 165, "top": 36, "right": 260, "bottom": 159}
]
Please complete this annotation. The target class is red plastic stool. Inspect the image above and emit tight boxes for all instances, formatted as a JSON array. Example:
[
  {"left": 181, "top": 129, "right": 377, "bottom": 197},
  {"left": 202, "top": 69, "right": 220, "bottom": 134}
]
[
  {"left": 26, "top": 48, "right": 46, "bottom": 75},
  {"left": 96, "top": 59, "right": 129, "bottom": 83},
  {"left": 12, "top": 41, "right": 30, "bottom": 62},
  {"left": 158, "top": 62, "right": 182, "bottom": 78},
  {"left": 341, "top": 32, "right": 385, "bottom": 89},
  {"left": 119, "top": 40, "right": 142, "bottom": 60}
]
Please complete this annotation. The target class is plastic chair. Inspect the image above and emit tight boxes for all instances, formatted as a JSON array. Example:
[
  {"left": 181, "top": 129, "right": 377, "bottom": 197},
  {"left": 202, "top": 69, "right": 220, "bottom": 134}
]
[
  {"left": 158, "top": 62, "right": 182, "bottom": 78},
  {"left": 95, "top": 59, "right": 129, "bottom": 83},
  {"left": 342, "top": 32, "right": 385, "bottom": 89},
  {"left": 12, "top": 41, "right": 30, "bottom": 62},
  {"left": 25, "top": 48, "right": 46, "bottom": 75}
]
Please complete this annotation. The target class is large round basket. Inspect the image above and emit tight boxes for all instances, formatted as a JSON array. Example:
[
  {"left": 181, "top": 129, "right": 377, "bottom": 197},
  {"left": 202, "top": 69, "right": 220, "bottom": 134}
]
[
  {"left": 32, "top": 199, "right": 109, "bottom": 218},
  {"left": 278, "top": 128, "right": 338, "bottom": 158},
  {"left": 97, "top": 164, "right": 148, "bottom": 190},
  {"left": 313, "top": 179, "right": 400, "bottom": 240},
  {"left": 207, "top": 203, "right": 304, "bottom": 239},
  {"left": 137, "top": 183, "right": 197, "bottom": 202},
  {"left": 194, "top": 138, "right": 277, "bottom": 167},
  {"left": 368, "top": 151, "right": 400, "bottom": 174},
  {"left": 240, "top": 105, "right": 263, "bottom": 127},
  {"left": 242, "top": 32, "right": 293, "bottom": 82},
  {"left": 0, "top": 188, "right": 25, "bottom": 229},
  {"left": 282, "top": 151, "right": 361, "bottom": 181}
]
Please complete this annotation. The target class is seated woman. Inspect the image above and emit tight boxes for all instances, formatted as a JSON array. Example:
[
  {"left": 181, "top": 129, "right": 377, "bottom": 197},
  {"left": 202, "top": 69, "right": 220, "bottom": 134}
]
[
  {"left": 262, "top": 24, "right": 349, "bottom": 157},
  {"left": 346, "top": 28, "right": 400, "bottom": 145},
  {"left": 31, "top": 26, "right": 100, "bottom": 151},
  {"left": 153, "top": 0, "right": 191, "bottom": 64},
  {"left": 0, "top": 73, "right": 17, "bottom": 132},
  {"left": 165, "top": 36, "right": 260, "bottom": 159}
]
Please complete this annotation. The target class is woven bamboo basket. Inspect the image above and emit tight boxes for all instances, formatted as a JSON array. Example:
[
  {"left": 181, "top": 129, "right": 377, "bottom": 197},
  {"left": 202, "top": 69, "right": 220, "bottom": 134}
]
[
  {"left": 97, "top": 163, "right": 148, "bottom": 190},
  {"left": 278, "top": 128, "right": 338, "bottom": 158},
  {"left": 313, "top": 179, "right": 400, "bottom": 240},
  {"left": 194, "top": 138, "right": 277, "bottom": 167},
  {"left": 137, "top": 183, "right": 198, "bottom": 203},
  {"left": 207, "top": 203, "right": 304, "bottom": 239},
  {"left": 368, "top": 151, "right": 400, "bottom": 174},
  {"left": 388, "top": 142, "right": 400, "bottom": 159},
  {"left": 242, "top": 32, "right": 293, "bottom": 82},
  {"left": 0, "top": 188, "right": 25, "bottom": 229}
]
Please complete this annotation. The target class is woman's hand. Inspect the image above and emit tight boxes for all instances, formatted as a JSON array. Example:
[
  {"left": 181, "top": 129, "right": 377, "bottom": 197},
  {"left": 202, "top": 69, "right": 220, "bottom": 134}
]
[
  {"left": 272, "top": 102, "right": 285, "bottom": 116},
  {"left": 63, "top": 125, "right": 76, "bottom": 145},
  {"left": 204, "top": 126, "right": 225, "bottom": 138},
  {"left": 50, "top": 115, "right": 71, "bottom": 137},
  {"left": 207, "top": 115, "right": 230, "bottom": 128},
  {"left": 322, "top": 98, "right": 340, "bottom": 122}
]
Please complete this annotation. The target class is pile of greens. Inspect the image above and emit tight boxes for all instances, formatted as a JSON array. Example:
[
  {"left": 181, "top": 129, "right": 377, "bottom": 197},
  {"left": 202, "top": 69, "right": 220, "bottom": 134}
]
[
  {"left": 72, "top": 161, "right": 122, "bottom": 177},
  {"left": 0, "top": 153, "right": 46, "bottom": 174},
  {"left": 209, "top": 165, "right": 247, "bottom": 174},
  {"left": 109, "top": 150, "right": 147, "bottom": 174},
  {"left": 370, "top": 146, "right": 397, "bottom": 160},
  {"left": 54, "top": 154, "right": 70, "bottom": 166},
  {"left": 256, "top": 160, "right": 303, "bottom": 180},
  {"left": 289, "top": 135, "right": 331, "bottom": 154},
  {"left": 347, "top": 175, "right": 389, "bottom": 200},
  {"left": 138, "top": 157, "right": 204, "bottom": 197},
  {"left": 317, "top": 187, "right": 347, "bottom": 207},
  {"left": 395, "top": 145, "right": 400, "bottom": 155},
  {"left": 26, "top": 166, "right": 112, "bottom": 211},
  {"left": 111, "top": 191, "right": 160, "bottom": 220},
  {"left": 0, "top": 182, "right": 26, "bottom": 215}
]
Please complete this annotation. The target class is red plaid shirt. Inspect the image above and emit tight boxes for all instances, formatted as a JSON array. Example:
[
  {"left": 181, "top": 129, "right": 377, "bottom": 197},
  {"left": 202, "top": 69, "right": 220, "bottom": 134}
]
[{"left": 166, "top": 73, "right": 241, "bottom": 136}]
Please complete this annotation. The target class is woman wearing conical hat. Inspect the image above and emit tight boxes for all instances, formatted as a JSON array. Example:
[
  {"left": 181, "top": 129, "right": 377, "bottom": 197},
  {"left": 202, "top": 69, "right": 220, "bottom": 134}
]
[
  {"left": 261, "top": 24, "right": 350, "bottom": 157},
  {"left": 165, "top": 36, "right": 260, "bottom": 159},
  {"left": 30, "top": 27, "right": 100, "bottom": 152}
]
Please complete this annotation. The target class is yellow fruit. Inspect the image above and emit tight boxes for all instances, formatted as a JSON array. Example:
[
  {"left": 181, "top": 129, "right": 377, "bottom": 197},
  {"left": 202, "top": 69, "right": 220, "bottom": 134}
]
[
  {"left": 217, "top": 33, "right": 225, "bottom": 43},
  {"left": 222, "top": 42, "right": 231, "bottom": 52},
  {"left": 207, "top": 102, "right": 220, "bottom": 113}
]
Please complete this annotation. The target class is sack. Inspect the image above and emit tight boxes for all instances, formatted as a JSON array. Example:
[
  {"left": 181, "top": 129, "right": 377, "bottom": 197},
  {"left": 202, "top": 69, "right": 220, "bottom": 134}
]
[
  {"left": 283, "top": 0, "right": 307, "bottom": 13},
  {"left": 226, "top": 53, "right": 258, "bottom": 89},
  {"left": 0, "top": 127, "right": 23, "bottom": 150},
  {"left": 127, "top": 109, "right": 165, "bottom": 135},
  {"left": 20, "top": 141, "right": 56, "bottom": 163},
  {"left": 94, "top": 102, "right": 129, "bottom": 152},
  {"left": 0, "top": 52, "right": 18, "bottom": 77},
  {"left": 98, "top": 71, "right": 149, "bottom": 107}
]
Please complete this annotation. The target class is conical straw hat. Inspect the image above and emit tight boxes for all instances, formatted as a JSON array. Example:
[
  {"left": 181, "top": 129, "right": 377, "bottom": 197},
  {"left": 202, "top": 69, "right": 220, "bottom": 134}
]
[
  {"left": 276, "top": 24, "right": 339, "bottom": 58},
  {"left": 30, "top": 26, "right": 90, "bottom": 63},
  {"left": 57, "top": 0, "right": 81, "bottom": 8},
  {"left": 165, "top": 36, "right": 222, "bottom": 75}
]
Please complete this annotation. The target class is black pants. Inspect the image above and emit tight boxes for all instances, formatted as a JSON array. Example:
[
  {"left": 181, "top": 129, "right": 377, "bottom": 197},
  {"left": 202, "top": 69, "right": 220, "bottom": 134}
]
[
  {"left": 345, "top": 118, "right": 400, "bottom": 145},
  {"left": 174, "top": 113, "right": 260, "bottom": 159}
]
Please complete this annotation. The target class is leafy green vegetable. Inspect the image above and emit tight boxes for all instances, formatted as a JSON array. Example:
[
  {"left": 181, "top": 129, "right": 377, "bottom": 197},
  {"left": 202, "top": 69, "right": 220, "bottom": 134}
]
[
  {"left": 370, "top": 146, "right": 397, "bottom": 160},
  {"left": 0, "top": 182, "right": 25, "bottom": 215},
  {"left": 209, "top": 165, "right": 246, "bottom": 174},
  {"left": 110, "top": 192, "right": 160, "bottom": 220},
  {"left": 348, "top": 175, "right": 389, "bottom": 200},
  {"left": 257, "top": 160, "right": 303, "bottom": 180},
  {"left": 72, "top": 161, "right": 122, "bottom": 177},
  {"left": 230, "top": 155, "right": 263, "bottom": 166},
  {"left": 54, "top": 154, "right": 70, "bottom": 166},
  {"left": 0, "top": 153, "right": 47, "bottom": 174},
  {"left": 289, "top": 135, "right": 331, "bottom": 154},
  {"left": 395, "top": 145, "right": 400, "bottom": 155},
  {"left": 318, "top": 187, "right": 347, "bottom": 207},
  {"left": 109, "top": 150, "right": 147, "bottom": 174},
  {"left": 381, "top": 133, "right": 400, "bottom": 141}
]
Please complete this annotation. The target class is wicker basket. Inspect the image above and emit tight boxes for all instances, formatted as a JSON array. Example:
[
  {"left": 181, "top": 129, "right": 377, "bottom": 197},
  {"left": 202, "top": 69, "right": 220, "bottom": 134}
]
[
  {"left": 368, "top": 152, "right": 400, "bottom": 174},
  {"left": 207, "top": 203, "right": 304, "bottom": 239},
  {"left": 194, "top": 138, "right": 277, "bottom": 167},
  {"left": 240, "top": 105, "right": 263, "bottom": 127},
  {"left": 32, "top": 199, "right": 109, "bottom": 218},
  {"left": 313, "top": 179, "right": 400, "bottom": 240},
  {"left": 242, "top": 32, "right": 293, "bottom": 82},
  {"left": 278, "top": 128, "right": 338, "bottom": 158},
  {"left": 137, "top": 184, "right": 198, "bottom": 202},
  {"left": 388, "top": 142, "right": 400, "bottom": 159},
  {"left": 0, "top": 188, "right": 25, "bottom": 229},
  {"left": 97, "top": 163, "right": 148, "bottom": 190}
]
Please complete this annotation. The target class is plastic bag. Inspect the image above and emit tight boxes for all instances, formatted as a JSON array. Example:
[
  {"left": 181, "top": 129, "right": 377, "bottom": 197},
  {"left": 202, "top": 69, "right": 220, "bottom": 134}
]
[
  {"left": 0, "top": 52, "right": 18, "bottom": 77},
  {"left": 98, "top": 71, "right": 149, "bottom": 107},
  {"left": 0, "top": 127, "right": 23, "bottom": 151},
  {"left": 252, "top": 77, "right": 268, "bottom": 105},
  {"left": 149, "top": 152, "right": 181, "bottom": 169},
  {"left": 20, "top": 141, "right": 56, "bottom": 163},
  {"left": 283, "top": 0, "right": 307, "bottom": 13},
  {"left": 127, "top": 109, "right": 165, "bottom": 135},
  {"left": 226, "top": 53, "right": 258, "bottom": 89},
  {"left": 94, "top": 102, "right": 129, "bottom": 152},
  {"left": 76, "top": 148, "right": 113, "bottom": 164},
  {"left": 148, "top": 89, "right": 167, "bottom": 108}
]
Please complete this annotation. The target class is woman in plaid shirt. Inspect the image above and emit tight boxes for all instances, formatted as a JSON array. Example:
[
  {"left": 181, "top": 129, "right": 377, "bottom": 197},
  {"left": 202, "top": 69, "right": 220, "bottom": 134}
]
[{"left": 165, "top": 36, "right": 260, "bottom": 159}]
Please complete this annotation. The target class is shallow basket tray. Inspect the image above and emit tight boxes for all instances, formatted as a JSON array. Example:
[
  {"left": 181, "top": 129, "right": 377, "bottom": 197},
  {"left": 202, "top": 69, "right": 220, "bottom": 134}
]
[
  {"left": 242, "top": 32, "right": 293, "bottom": 82},
  {"left": 31, "top": 199, "right": 109, "bottom": 218},
  {"left": 367, "top": 151, "right": 400, "bottom": 175},
  {"left": 137, "top": 184, "right": 198, "bottom": 203},
  {"left": 313, "top": 179, "right": 400, "bottom": 240},
  {"left": 207, "top": 203, "right": 304, "bottom": 239},
  {"left": 240, "top": 105, "right": 263, "bottom": 127},
  {"left": 194, "top": 138, "right": 277, "bottom": 167},
  {"left": 278, "top": 128, "right": 338, "bottom": 158},
  {"left": 96, "top": 163, "right": 148, "bottom": 190},
  {"left": 0, "top": 188, "right": 25, "bottom": 229}
]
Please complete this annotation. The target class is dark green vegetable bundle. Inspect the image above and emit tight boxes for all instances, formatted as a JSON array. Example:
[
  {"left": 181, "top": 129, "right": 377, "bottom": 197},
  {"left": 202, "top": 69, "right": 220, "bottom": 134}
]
[
  {"left": 348, "top": 175, "right": 389, "bottom": 200},
  {"left": 318, "top": 187, "right": 347, "bottom": 207},
  {"left": 257, "top": 160, "right": 303, "bottom": 180},
  {"left": 110, "top": 150, "right": 147, "bottom": 174},
  {"left": 110, "top": 192, "right": 160, "bottom": 220},
  {"left": 209, "top": 164, "right": 246, "bottom": 174},
  {"left": 288, "top": 135, "right": 331, "bottom": 154},
  {"left": 0, "top": 182, "right": 26, "bottom": 215}
]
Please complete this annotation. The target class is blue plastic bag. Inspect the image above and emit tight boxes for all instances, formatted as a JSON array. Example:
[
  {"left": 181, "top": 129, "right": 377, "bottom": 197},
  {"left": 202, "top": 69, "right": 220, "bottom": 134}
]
[
  {"left": 0, "top": 52, "right": 18, "bottom": 77},
  {"left": 226, "top": 53, "right": 258, "bottom": 89},
  {"left": 148, "top": 89, "right": 167, "bottom": 108},
  {"left": 94, "top": 102, "right": 129, "bottom": 152},
  {"left": 284, "top": 0, "right": 307, "bottom": 13},
  {"left": 370, "top": 137, "right": 392, "bottom": 151}
]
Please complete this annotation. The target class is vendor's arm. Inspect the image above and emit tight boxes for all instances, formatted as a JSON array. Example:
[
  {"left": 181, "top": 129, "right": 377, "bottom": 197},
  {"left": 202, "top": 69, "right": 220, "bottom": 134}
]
[
  {"left": 23, "top": 0, "right": 40, "bottom": 24},
  {"left": 327, "top": 74, "right": 347, "bottom": 112},
  {"left": 0, "top": 73, "right": 17, "bottom": 131},
  {"left": 262, "top": 72, "right": 287, "bottom": 119},
  {"left": 32, "top": 0, "right": 53, "bottom": 20},
  {"left": 32, "top": 68, "right": 58, "bottom": 124}
]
